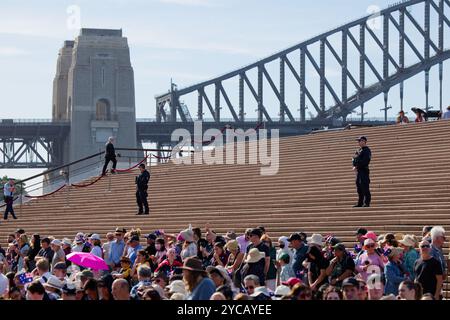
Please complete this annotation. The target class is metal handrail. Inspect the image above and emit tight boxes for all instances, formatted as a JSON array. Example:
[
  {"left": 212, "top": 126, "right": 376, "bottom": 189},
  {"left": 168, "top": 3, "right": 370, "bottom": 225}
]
[
  {"left": 19, "top": 152, "right": 104, "bottom": 184},
  {"left": 23, "top": 158, "right": 105, "bottom": 190},
  {"left": 18, "top": 147, "right": 194, "bottom": 185}
]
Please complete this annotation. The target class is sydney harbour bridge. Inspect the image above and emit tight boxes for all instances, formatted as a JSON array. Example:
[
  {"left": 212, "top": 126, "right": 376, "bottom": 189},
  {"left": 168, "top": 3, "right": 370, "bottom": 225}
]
[{"left": 1, "top": 0, "right": 449, "bottom": 169}]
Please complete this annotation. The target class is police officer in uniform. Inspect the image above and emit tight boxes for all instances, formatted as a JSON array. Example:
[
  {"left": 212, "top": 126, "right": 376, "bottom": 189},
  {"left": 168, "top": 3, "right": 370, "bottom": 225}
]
[
  {"left": 135, "top": 163, "right": 150, "bottom": 215},
  {"left": 352, "top": 136, "right": 372, "bottom": 207}
]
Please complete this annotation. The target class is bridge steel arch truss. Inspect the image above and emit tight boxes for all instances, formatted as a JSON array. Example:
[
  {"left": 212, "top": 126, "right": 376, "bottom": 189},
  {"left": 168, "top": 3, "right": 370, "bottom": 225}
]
[{"left": 155, "top": 0, "right": 450, "bottom": 124}]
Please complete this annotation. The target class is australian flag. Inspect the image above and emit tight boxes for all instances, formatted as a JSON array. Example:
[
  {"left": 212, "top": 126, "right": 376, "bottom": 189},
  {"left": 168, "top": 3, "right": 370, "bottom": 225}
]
[{"left": 18, "top": 272, "right": 34, "bottom": 284}]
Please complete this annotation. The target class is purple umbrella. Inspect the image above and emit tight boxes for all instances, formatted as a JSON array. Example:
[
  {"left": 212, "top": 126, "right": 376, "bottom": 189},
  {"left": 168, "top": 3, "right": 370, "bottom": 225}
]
[{"left": 66, "top": 252, "right": 109, "bottom": 270}]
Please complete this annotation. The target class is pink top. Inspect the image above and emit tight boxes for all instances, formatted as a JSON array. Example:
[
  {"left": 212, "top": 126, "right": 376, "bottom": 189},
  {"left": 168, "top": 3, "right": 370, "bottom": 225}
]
[{"left": 355, "top": 252, "right": 385, "bottom": 281}]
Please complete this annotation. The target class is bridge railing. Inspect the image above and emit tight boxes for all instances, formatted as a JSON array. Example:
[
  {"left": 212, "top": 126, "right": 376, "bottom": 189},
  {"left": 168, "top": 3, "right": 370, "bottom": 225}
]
[{"left": 0, "top": 119, "right": 70, "bottom": 124}]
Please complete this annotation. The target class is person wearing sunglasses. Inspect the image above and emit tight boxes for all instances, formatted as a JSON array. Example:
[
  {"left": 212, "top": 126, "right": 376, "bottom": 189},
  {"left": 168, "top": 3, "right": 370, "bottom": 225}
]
[
  {"left": 243, "top": 274, "right": 260, "bottom": 295},
  {"left": 355, "top": 239, "right": 384, "bottom": 281},
  {"left": 414, "top": 240, "right": 443, "bottom": 300},
  {"left": 109, "top": 228, "right": 126, "bottom": 271}
]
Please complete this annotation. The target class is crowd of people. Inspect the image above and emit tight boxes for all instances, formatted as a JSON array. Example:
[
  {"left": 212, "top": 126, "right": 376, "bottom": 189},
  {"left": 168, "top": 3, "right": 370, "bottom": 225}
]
[
  {"left": 396, "top": 105, "right": 450, "bottom": 124},
  {"left": 0, "top": 224, "right": 448, "bottom": 301}
]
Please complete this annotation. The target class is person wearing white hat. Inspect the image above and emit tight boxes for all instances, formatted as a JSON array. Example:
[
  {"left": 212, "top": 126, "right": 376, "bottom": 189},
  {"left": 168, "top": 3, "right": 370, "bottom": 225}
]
[
  {"left": 166, "top": 279, "right": 187, "bottom": 299},
  {"left": 273, "top": 284, "right": 290, "bottom": 300},
  {"left": 61, "top": 238, "right": 72, "bottom": 256},
  {"left": 179, "top": 225, "right": 197, "bottom": 260},
  {"left": 89, "top": 234, "right": 103, "bottom": 258},
  {"left": 50, "top": 240, "right": 66, "bottom": 271},
  {"left": 244, "top": 248, "right": 266, "bottom": 264},
  {"left": 72, "top": 233, "right": 87, "bottom": 253},
  {"left": 250, "top": 286, "right": 273, "bottom": 300},
  {"left": 44, "top": 275, "right": 64, "bottom": 300},
  {"left": 307, "top": 234, "right": 324, "bottom": 248},
  {"left": 240, "top": 248, "right": 267, "bottom": 289},
  {"left": 170, "top": 292, "right": 186, "bottom": 300},
  {"left": 399, "top": 235, "right": 419, "bottom": 280},
  {"left": 355, "top": 238, "right": 385, "bottom": 282}
]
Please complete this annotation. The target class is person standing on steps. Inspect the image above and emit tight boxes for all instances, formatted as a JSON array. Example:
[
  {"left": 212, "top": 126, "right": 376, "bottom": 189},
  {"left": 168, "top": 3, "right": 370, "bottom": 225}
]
[
  {"left": 3, "top": 178, "right": 18, "bottom": 220},
  {"left": 135, "top": 163, "right": 150, "bottom": 215},
  {"left": 102, "top": 137, "right": 117, "bottom": 176},
  {"left": 352, "top": 136, "right": 372, "bottom": 208}
]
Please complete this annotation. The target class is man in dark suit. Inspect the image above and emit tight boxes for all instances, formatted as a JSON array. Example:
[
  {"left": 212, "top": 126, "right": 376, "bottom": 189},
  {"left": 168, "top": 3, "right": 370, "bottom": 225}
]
[
  {"left": 102, "top": 137, "right": 117, "bottom": 176},
  {"left": 352, "top": 136, "right": 372, "bottom": 207}
]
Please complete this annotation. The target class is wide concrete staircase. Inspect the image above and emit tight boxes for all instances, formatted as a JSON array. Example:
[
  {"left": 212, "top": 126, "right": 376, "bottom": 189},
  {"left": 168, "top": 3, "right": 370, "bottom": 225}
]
[{"left": 1, "top": 121, "right": 450, "bottom": 270}]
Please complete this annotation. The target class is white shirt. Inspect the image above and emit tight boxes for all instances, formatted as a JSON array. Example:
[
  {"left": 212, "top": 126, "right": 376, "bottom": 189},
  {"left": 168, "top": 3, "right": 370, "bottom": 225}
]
[
  {"left": 90, "top": 246, "right": 103, "bottom": 258},
  {"left": 71, "top": 244, "right": 84, "bottom": 252},
  {"left": 102, "top": 242, "right": 112, "bottom": 264},
  {"left": 3, "top": 183, "right": 13, "bottom": 197},
  {"left": 442, "top": 110, "right": 450, "bottom": 119}
]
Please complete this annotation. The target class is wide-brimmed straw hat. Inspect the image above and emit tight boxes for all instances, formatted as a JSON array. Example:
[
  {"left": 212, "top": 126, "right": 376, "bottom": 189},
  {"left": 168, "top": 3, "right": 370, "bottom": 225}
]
[
  {"left": 399, "top": 235, "right": 417, "bottom": 248},
  {"left": 245, "top": 248, "right": 265, "bottom": 263}
]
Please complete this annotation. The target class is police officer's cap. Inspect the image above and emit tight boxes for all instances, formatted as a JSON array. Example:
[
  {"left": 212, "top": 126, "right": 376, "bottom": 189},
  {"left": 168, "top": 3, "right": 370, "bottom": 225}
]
[{"left": 356, "top": 136, "right": 367, "bottom": 142}]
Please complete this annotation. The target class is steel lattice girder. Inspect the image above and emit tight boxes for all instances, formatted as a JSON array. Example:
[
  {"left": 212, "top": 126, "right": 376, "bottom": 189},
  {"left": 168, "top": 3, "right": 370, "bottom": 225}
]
[
  {"left": 0, "top": 137, "right": 57, "bottom": 168},
  {"left": 0, "top": 122, "right": 69, "bottom": 168},
  {"left": 155, "top": 0, "right": 450, "bottom": 122}
]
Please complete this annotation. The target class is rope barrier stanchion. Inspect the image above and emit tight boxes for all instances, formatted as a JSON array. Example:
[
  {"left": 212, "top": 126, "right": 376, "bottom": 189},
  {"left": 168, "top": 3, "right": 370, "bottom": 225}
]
[
  {"left": 20, "top": 181, "right": 23, "bottom": 216},
  {"left": 24, "top": 184, "right": 66, "bottom": 199}
]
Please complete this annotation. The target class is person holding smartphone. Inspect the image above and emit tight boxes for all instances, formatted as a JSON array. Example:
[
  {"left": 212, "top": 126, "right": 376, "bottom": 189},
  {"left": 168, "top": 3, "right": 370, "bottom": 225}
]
[{"left": 3, "top": 178, "right": 17, "bottom": 220}]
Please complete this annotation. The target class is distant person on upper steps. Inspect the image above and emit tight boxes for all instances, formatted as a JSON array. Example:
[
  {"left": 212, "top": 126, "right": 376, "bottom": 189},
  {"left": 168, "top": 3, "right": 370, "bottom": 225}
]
[
  {"left": 396, "top": 110, "right": 410, "bottom": 124},
  {"left": 101, "top": 136, "right": 117, "bottom": 176},
  {"left": 352, "top": 136, "right": 372, "bottom": 208},
  {"left": 413, "top": 108, "right": 426, "bottom": 123},
  {"left": 442, "top": 106, "right": 450, "bottom": 120}
]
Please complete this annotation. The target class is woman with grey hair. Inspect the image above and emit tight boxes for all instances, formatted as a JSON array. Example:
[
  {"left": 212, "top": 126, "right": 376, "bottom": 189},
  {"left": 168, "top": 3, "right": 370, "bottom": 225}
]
[{"left": 101, "top": 136, "right": 117, "bottom": 176}]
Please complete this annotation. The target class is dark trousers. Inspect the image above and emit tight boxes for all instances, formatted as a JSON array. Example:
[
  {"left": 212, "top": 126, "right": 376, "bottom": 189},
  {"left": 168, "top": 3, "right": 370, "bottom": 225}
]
[
  {"left": 3, "top": 196, "right": 17, "bottom": 220},
  {"left": 136, "top": 189, "right": 149, "bottom": 213},
  {"left": 356, "top": 170, "right": 371, "bottom": 206},
  {"left": 102, "top": 156, "right": 117, "bottom": 175}
]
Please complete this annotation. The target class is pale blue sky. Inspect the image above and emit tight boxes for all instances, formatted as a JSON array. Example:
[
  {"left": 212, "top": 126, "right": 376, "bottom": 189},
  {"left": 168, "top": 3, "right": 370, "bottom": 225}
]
[{"left": 1, "top": 0, "right": 449, "bottom": 180}]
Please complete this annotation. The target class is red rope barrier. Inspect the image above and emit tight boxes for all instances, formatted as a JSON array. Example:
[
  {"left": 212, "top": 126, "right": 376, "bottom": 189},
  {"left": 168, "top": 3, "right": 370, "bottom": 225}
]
[
  {"left": 71, "top": 175, "right": 103, "bottom": 188},
  {"left": 152, "top": 153, "right": 172, "bottom": 160},
  {"left": 24, "top": 184, "right": 66, "bottom": 199},
  {"left": 115, "top": 156, "right": 149, "bottom": 173}
]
